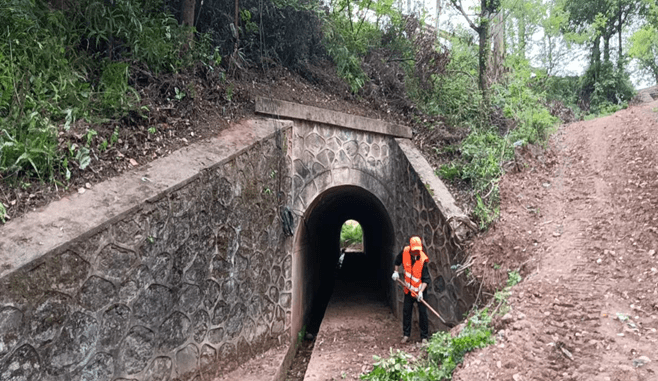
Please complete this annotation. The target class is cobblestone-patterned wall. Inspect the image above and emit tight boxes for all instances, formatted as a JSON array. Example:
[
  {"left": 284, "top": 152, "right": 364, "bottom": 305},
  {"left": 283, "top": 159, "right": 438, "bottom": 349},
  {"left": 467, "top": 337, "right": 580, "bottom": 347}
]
[
  {"left": 290, "top": 120, "right": 396, "bottom": 213},
  {"left": 289, "top": 120, "right": 470, "bottom": 331},
  {"left": 0, "top": 130, "right": 293, "bottom": 381},
  {"left": 392, "top": 142, "right": 471, "bottom": 329}
]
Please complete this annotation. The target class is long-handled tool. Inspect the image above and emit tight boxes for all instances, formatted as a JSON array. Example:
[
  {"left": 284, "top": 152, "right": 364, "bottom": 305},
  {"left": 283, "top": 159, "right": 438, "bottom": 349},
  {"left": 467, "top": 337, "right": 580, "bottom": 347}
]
[{"left": 395, "top": 278, "right": 447, "bottom": 324}]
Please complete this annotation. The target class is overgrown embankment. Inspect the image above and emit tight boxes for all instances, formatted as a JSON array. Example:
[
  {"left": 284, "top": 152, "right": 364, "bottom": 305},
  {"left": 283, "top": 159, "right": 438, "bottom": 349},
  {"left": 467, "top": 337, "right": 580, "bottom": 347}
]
[{"left": 0, "top": 0, "right": 635, "bottom": 230}]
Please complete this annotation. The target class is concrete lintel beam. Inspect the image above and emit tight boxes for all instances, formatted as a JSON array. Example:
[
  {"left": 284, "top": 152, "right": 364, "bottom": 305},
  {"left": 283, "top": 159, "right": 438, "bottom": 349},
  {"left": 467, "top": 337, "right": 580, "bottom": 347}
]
[{"left": 255, "top": 97, "right": 412, "bottom": 139}]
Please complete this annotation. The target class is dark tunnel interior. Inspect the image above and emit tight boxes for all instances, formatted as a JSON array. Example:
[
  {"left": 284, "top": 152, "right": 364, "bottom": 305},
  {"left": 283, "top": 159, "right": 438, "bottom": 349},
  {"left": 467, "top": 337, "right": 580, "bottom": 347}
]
[{"left": 298, "top": 185, "right": 396, "bottom": 335}]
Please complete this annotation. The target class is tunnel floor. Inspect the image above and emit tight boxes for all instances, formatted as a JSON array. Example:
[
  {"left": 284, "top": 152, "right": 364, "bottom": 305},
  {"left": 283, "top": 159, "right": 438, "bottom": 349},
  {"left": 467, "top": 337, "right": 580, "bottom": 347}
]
[{"left": 286, "top": 251, "right": 430, "bottom": 381}]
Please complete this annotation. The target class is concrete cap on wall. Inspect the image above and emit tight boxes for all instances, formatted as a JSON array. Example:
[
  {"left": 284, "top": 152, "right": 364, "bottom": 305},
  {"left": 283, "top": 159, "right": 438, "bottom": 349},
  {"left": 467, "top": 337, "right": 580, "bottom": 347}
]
[{"left": 255, "top": 97, "right": 413, "bottom": 139}]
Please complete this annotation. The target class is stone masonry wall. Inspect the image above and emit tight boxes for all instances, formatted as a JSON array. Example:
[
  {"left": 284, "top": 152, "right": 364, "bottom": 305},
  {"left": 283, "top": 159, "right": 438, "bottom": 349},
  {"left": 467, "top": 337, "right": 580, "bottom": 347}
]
[
  {"left": 392, "top": 141, "right": 472, "bottom": 329},
  {"left": 287, "top": 117, "right": 471, "bottom": 330},
  {"left": 0, "top": 126, "right": 293, "bottom": 381},
  {"left": 290, "top": 120, "right": 396, "bottom": 214}
]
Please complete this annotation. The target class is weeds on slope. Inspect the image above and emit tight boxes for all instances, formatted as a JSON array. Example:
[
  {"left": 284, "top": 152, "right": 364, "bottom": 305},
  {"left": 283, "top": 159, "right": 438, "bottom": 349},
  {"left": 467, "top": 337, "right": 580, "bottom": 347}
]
[
  {"left": 425, "top": 51, "right": 560, "bottom": 229},
  {"left": 0, "top": 0, "right": 216, "bottom": 184},
  {"left": 361, "top": 271, "right": 522, "bottom": 381}
]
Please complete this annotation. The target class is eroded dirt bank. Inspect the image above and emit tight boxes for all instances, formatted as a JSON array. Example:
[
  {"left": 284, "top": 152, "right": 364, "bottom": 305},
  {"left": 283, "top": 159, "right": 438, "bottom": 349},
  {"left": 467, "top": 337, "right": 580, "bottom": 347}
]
[{"left": 454, "top": 100, "right": 658, "bottom": 380}]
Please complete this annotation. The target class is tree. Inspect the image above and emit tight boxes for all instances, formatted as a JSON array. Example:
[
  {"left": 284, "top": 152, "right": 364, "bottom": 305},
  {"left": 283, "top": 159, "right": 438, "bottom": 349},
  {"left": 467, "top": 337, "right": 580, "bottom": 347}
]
[
  {"left": 180, "top": 0, "right": 196, "bottom": 27},
  {"left": 539, "top": 0, "right": 573, "bottom": 76},
  {"left": 562, "top": 0, "right": 640, "bottom": 67},
  {"left": 448, "top": 0, "right": 502, "bottom": 101},
  {"left": 503, "top": 0, "right": 544, "bottom": 59},
  {"left": 629, "top": 26, "right": 658, "bottom": 84},
  {"left": 629, "top": 1, "right": 658, "bottom": 84}
]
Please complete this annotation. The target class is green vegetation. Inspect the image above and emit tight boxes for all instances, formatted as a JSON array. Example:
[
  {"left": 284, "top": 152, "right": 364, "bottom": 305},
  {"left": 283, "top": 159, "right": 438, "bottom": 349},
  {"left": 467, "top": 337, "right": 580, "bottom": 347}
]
[
  {"left": 361, "top": 271, "right": 522, "bottom": 380},
  {"left": 1, "top": 0, "right": 655, "bottom": 228},
  {"left": 0, "top": 202, "right": 6, "bottom": 222},
  {"left": 429, "top": 50, "right": 561, "bottom": 228},
  {"left": 629, "top": 0, "right": 658, "bottom": 86},
  {"left": 297, "top": 324, "right": 307, "bottom": 345},
  {"left": 340, "top": 220, "right": 363, "bottom": 248},
  {"left": 0, "top": 0, "right": 212, "bottom": 186}
]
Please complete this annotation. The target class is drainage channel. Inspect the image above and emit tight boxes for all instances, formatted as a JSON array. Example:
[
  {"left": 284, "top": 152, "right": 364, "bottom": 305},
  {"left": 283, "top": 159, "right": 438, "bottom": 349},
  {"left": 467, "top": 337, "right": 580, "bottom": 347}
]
[
  {"left": 285, "top": 336, "right": 317, "bottom": 380},
  {"left": 285, "top": 251, "right": 392, "bottom": 380}
]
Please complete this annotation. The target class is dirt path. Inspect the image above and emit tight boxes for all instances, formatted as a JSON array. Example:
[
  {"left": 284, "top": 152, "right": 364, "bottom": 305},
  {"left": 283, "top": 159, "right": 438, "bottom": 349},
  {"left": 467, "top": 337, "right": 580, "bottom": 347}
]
[
  {"left": 454, "top": 100, "right": 658, "bottom": 380},
  {"left": 293, "top": 252, "right": 426, "bottom": 381},
  {"left": 300, "top": 278, "right": 429, "bottom": 381}
]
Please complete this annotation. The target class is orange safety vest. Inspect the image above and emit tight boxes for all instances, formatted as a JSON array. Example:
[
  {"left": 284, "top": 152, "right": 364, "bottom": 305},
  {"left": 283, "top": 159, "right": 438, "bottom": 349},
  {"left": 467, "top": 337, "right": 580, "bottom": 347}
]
[{"left": 402, "top": 246, "right": 428, "bottom": 297}]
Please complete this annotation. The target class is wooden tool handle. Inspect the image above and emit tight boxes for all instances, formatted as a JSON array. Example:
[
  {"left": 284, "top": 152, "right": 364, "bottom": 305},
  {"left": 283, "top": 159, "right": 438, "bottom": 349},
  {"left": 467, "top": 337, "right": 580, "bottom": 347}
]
[{"left": 395, "top": 278, "right": 447, "bottom": 324}]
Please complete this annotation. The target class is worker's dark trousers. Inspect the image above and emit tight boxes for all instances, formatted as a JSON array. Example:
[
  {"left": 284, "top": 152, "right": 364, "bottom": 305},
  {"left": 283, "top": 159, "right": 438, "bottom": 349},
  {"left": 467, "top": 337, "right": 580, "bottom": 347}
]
[{"left": 403, "top": 292, "right": 429, "bottom": 339}]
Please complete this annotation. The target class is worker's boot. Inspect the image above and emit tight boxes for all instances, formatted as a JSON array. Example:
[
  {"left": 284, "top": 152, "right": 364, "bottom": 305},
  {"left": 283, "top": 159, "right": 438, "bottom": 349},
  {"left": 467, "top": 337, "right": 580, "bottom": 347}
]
[{"left": 400, "top": 336, "right": 409, "bottom": 344}]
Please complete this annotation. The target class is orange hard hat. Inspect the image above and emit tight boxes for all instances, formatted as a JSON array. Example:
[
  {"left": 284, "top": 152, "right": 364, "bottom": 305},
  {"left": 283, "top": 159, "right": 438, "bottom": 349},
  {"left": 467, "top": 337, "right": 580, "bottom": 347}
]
[{"left": 409, "top": 236, "right": 422, "bottom": 252}]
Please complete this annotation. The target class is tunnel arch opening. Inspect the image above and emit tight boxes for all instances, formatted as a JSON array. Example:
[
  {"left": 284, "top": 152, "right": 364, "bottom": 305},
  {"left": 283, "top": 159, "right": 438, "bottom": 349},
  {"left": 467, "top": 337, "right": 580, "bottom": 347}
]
[{"left": 291, "top": 185, "right": 396, "bottom": 337}]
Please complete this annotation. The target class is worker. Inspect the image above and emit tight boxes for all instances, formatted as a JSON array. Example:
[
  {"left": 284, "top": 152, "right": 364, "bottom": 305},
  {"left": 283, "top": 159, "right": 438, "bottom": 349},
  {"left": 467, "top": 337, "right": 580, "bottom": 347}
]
[{"left": 391, "top": 236, "right": 430, "bottom": 344}]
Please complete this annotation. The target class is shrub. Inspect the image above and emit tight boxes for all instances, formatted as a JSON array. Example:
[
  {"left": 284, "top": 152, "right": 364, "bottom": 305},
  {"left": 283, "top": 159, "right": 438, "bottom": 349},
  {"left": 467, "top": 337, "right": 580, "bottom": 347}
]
[
  {"left": 340, "top": 221, "right": 363, "bottom": 248},
  {"left": 543, "top": 75, "right": 581, "bottom": 108},
  {"left": 99, "top": 61, "right": 139, "bottom": 116},
  {"left": 421, "top": 31, "right": 482, "bottom": 127},
  {"left": 426, "top": 310, "right": 494, "bottom": 379},
  {"left": 195, "top": 0, "right": 325, "bottom": 72},
  {"left": 75, "top": 0, "right": 192, "bottom": 73},
  {"left": 433, "top": 54, "right": 559, "bottom": 229},
  {"left": 579, "top": 61, "right": 635, "bottom": 115},
  {"left": 361, "top": 310, "right": 495, "bottom": 381},
  {"left": 0, "top": 0, "right": 82, "bottom": 179},
  {"left": 361, "top": 349, "right": 414, "bottom": 381},
  {"left": 0, "top": 0, "right": 208, "bottom": 181}
]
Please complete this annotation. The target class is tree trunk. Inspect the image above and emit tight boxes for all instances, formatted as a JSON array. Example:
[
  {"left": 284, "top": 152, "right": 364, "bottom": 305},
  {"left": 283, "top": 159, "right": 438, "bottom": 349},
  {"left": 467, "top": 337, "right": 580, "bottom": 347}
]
[
  {"left": 518, "top": 16, "right": 526, "bottom": 59},
  {"left": 181, "top": 0, "right": 196, "bottom": 27},
  {"left": 180, "top": 0, "right": 196, "bottom": 51},
  {"left": 547, "top": 34, "right": 553, "bottom": 75},
  {"left": 234, "top": 0, "right": 240, "bottom": 52},
  {"left": 491, "top": 11, "right": 505, "bottom": 81},
  {"left": 617, "top": 7, "right": 623, "bottom": 69},
  {"left": 478, "top": 0, "right": 493, "bottom": 103},
  {"left": 591, "top": 35, "right": 601, "bottom": 65},
  {"left": 604, "top": 35, "right": 610, "bottom": 63},
  {"left": 436, "top": 0, "right": 441, "bottom": 38},
  {"left": 478, "top": 22, "right": 490, "bottom": 100},
  {"left": 229, "top": 0, "right": 242, "bottom": 73}
]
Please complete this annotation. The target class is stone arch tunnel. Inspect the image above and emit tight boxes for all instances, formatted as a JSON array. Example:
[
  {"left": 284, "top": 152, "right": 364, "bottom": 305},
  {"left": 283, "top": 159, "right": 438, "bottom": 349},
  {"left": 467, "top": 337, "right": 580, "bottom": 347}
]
[
  {"left": 293, "top": 185, "right": 396, "bottom": 336},
  {"left": 0, "top": 98, "right": 475, "bottom": 381}
]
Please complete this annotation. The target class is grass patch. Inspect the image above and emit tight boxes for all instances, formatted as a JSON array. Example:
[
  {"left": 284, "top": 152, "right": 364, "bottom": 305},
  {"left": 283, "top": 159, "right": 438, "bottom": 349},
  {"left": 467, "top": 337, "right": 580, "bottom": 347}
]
[
  {"left": 361, "top": 271, "right": 522, "bottom": 380},
  {"left": 0, "top": 0, "right": 214, "bottom": 185}
]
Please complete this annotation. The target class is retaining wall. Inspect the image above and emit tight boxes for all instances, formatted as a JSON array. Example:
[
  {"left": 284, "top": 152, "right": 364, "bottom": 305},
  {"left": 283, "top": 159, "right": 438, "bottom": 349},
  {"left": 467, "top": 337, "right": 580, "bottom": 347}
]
[{"left": 0, "top": 119, "right": 294, "bottom": 381}]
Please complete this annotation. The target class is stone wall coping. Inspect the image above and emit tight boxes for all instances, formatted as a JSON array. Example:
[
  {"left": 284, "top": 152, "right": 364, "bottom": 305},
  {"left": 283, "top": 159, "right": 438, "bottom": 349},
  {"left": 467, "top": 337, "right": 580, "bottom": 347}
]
[
  {"left": 395, "top": 138, "right": 477, "bottom": 239},
  {"left": 255, "top": 97, "right": 412, "bottom": 139},
  {"left": 0, "top": 118, "right": 293, "bottom": 278}
]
